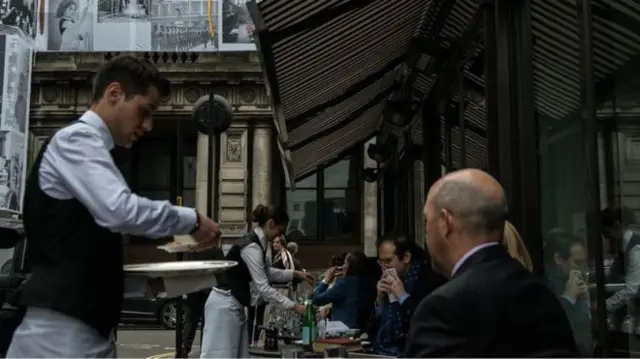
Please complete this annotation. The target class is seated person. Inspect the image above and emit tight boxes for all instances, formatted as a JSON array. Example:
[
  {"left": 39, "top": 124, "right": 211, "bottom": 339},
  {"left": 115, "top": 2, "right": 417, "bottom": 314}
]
[
  {"left": 544, "top": 231, "right": 592, "bottom": 357},
  {"left": 367, "top": 235, "right": 447, "bottom": 356},
  {"left": 313, "top": 251, "right": 367, "bottom": 329},
  {"left": 317, "top": 254, "right": 346, "bottom": 319}
]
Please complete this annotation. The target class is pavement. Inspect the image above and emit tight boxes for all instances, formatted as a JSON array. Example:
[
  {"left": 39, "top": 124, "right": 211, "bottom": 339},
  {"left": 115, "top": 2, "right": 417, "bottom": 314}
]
[{"left": 117, "top": 329, "right": 201, "bottom": 359}]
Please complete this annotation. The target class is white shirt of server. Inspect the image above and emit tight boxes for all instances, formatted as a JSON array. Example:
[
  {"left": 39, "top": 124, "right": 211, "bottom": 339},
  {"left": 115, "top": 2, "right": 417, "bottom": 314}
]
[{"left": 12, "top": 110, "right": 197, "bottom": 357}]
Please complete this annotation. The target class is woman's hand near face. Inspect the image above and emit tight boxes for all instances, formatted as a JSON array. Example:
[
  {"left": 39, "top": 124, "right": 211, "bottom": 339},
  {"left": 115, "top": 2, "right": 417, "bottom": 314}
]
[{"left": 323, "top": 266, "right": 336, "bottom": 283}]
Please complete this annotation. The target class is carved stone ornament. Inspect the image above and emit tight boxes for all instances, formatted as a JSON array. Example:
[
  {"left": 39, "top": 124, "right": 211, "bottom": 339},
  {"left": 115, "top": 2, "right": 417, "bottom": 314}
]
[
  {"left": 221, "top": 223, "right": 247, "bottom": 236},
  {"left": 240, "top": 88, "right": 256, "bottom": 103},
  {"left": 42, "top": 88, "right": 58, "bottom": 103},
  {"left": 226, "top": 135, "right": 242, "bottom": 162},
  {"left": 184, "top": 88, "right": 200, "bottom": 103}
]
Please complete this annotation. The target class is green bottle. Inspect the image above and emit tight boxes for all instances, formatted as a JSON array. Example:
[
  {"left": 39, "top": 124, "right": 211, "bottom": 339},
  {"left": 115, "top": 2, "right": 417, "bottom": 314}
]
[{"left": 301, "top": 299, "right": 317, "bottom": 346}]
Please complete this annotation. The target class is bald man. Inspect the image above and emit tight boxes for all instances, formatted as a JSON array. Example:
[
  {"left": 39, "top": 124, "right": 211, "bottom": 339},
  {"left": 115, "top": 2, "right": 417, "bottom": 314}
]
[{"left": 405, "top": 169, "right": 578, "bottom": 357}]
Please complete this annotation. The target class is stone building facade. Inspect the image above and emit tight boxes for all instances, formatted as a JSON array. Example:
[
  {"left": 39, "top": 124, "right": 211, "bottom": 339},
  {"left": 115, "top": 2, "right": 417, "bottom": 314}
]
[{"left": 28, "top": 52, "right": 372, "bottom": 269}]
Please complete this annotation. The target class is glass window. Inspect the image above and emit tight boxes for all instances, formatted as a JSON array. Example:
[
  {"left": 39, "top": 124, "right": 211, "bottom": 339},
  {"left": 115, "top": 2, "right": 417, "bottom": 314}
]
[
  {"left": 285, "top": 152, "right": 361, "bottom": 241},
  {"left": 286, "top": 189, "right": 317, "bottom": 239},
  {"left": 137, "top": 141, "right": 171, "bottom": 189}
]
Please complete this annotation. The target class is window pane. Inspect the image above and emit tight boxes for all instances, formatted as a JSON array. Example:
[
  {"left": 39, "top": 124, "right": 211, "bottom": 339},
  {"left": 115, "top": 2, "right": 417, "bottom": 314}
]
[
  {"left": 323, "top": 157, "right": 356, "bottom": 188},
  {"left": 295, "top": 173, "right": 317, "bottom": 189},
  {"left": 322, "top": 189, "right": 358, "bottom": 240},
  {"left": 533, "top": 0, "right": 595, "bottom": 355},
  {"left": 137, "top": 141, "right": 171, "bottom": 189},
  {"left": 286, "top": 189, "right": 317, "bottom": 239},
  {"left": 138, "top": 190, "right": 171, "bottom": 202}
]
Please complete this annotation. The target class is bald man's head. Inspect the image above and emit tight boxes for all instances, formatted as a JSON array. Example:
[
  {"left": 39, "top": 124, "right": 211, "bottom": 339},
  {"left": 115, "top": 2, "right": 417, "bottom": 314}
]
[
  {"left": 430, "top": 169, "right": 508, "bottom": 235},
  {"left": 424, "top": 169, "right": 508, "bottom": 276}
]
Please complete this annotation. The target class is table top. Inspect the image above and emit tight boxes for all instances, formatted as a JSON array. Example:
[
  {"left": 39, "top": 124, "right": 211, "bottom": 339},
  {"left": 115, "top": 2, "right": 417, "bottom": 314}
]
[{"left": 248, "top": 344, "right": 323, "bottom": 358}]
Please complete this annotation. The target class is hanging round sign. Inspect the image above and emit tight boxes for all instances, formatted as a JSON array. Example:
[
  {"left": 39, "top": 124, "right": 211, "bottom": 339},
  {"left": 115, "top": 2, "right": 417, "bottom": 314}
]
[{"left": 192, "top": 94, "right": 234, "bottom": 135}]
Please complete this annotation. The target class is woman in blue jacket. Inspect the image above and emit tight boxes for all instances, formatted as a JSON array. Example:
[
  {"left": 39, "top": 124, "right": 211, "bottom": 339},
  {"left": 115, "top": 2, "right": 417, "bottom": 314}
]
[{"left": 312, "top": 251, "right": 367, "bottom": 329}]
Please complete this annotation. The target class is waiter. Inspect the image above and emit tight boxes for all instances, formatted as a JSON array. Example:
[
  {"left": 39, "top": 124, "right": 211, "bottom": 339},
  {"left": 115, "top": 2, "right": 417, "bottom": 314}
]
[
  {"left": 200, "top": 204, "right": 314, "bottom": 358},
  {"left": 6, "top": 56, "right": 220, "bottom": 358}
]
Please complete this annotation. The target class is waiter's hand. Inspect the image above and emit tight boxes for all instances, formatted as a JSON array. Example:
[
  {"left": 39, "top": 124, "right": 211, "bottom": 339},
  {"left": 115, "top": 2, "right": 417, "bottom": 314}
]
[
  {"left": 190, "top": 212, "right": 221, "bottom": 252},
  {"left": 294, "top": 270, "right": 315, "bottom": 285},
  {"left": 294, "top": 304, "right": 306, "bottom": 315}
]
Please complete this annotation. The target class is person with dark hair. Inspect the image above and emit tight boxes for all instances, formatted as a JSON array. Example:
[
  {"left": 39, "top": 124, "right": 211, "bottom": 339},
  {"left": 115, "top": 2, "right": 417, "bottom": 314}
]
[
  {"left": 367, "top": 234, "right": 446, "bottom": 356},
  {"left": 544, "top": 231, "right": 591, "bottom": 356},
  {"left": 312, "top": 251, "right": 367, "bottom": 329},
  {"left": 6, "top": 56, "right": 221, "bottom": 358},
  {"left": 601, "top": 206, "right": 640, "bottom": 315},
  {"left": 200, "top": 204, "right": 315, "bottom": 358},
  {"left": 406, "top": 169, "right": 577, "bottom": 357}
]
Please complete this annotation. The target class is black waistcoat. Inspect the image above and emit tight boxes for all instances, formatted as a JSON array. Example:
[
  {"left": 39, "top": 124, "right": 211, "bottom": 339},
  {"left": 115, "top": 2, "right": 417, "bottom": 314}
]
[
  {"left": 11, "top": 125, "right": 124, "bottom": 339},
  {"left": 216, "top": 232, "right": 265, "bottom": 307}
]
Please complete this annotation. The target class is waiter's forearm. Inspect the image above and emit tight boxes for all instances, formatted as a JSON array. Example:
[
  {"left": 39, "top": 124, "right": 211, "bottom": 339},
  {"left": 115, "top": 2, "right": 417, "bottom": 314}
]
[
  {"left": 103, "top": 196, "right": 197, "bottom": 238},
  {"left": 45, "top": 128, "right": 198, "bottom": 238}
]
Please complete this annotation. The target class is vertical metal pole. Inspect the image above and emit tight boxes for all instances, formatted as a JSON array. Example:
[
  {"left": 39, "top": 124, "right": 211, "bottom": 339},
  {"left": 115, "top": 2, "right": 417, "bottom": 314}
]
[
  {"left": 207, "top": 91, "right": 216, "bottom": 220},
  {"left": 458, "top": 73, "right": 466, "bottom": 168},
  {"left": 175, "top": 119, "right": 185, "bottom": 358},
  {"left": 577, "top": 0, "right": 608, "bottom": 355},
  {"left": 484, "top": 1, "right": 500, "bottom": 179}
]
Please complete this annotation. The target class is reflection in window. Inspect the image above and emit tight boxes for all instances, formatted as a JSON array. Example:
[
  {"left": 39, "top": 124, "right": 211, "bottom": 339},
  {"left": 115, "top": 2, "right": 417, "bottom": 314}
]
[{"left": 285, "top": 153, "right": 361, "bottom": 241}]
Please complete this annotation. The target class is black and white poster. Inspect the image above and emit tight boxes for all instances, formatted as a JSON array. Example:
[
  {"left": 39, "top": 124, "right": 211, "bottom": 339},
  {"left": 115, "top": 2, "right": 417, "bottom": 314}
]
[
  {"left": 98, "top": 0, "right": 149, "bottom": 22},
  {"left": 41, "top": 0, "right": 94, "bottom": 50},
  {"left": 2, "top": 35, "right": 30, "bottom": 133},
  {"left": 219, "top": 0, "right": 253, "bottom": 51},
  {"left": 35, "top": 0, "right": 230, "bottom": 51},
  {"left": 0, "top": 131, "right": 25, "bottom": 212},
  {"left": 151, "top": 0, "right": 217, "bottom": 51},
  {"left": 0, "top": 35, "right": 31, "bottom": 214},
  {"left": 0, "top": 0, "right": 36, "bottom": 39}
]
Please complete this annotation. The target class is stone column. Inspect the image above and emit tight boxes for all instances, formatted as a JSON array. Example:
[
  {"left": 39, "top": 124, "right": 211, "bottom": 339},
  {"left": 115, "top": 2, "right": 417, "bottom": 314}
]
[
  {"left": 252, "top": 124, "right": 272, "bottom": 209},
  {"left": 362, "top": 138, "right": 378, "bottom": 257},
  {"left": 195, "top": 133, "right": 216, "bottom": 215}
]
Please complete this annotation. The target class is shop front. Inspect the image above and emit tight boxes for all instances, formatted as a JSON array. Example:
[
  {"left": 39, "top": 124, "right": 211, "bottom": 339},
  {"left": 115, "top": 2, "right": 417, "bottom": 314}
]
[{"left": 251, "top": 0, "right": 640, "bottom": 356}]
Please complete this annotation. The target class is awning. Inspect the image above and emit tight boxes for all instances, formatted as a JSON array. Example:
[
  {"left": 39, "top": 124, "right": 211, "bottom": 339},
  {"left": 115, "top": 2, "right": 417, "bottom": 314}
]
[
  {"left": 248, "top": 0, "right": 430, "bottom": 183},
  {"left": 408, "top": 0, "right": 487, "bottom": 170}
]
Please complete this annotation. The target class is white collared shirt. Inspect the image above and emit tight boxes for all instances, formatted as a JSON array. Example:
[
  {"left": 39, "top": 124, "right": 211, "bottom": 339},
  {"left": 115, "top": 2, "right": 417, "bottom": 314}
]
[
  {"left": 236, "top": 227, "right": 295, "bottom": 309},
  {"left": 451, "top": 242, "right": 500, "bottom": 277}
]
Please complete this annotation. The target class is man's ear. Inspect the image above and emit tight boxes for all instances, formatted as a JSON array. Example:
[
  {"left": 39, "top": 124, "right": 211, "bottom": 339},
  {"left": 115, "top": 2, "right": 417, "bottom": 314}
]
[{"left": 403, "top": 251, "right": 412, "bottom": 264}]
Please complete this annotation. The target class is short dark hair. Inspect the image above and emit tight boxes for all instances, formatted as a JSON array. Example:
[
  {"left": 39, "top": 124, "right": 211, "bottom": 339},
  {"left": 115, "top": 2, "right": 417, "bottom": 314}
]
[
  {"left": 251, "top": 204, "right": 289, "bottom": 227},
  {"left": 377, "top": 234, "right": 425, "bottom": 261},
  {"left": 345, "top": 251, "right": 367, "bottom": 278},
  {"left": 331, "top": 253, "right": 346, "bottom": 267},
  {"left": 543, "top": 230, "right": 584, "bottom": 263},
  {"left": 432, "top": 179, "right": 507, "bottom": 234},
  {"left": 91, "top": 56, "right": 170, "bottom": 103},
  {"left": 602, "top": 206, "right": 636, "bottom": 228}
]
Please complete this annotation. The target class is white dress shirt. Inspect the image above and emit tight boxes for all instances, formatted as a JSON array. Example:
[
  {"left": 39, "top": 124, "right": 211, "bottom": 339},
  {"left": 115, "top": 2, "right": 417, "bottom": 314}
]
[
  {"left": 9, "top": 110, "right": 199, "bottom": 358},
  {"left": 242, "top": 227, "right": 295, "bottom": 309}
]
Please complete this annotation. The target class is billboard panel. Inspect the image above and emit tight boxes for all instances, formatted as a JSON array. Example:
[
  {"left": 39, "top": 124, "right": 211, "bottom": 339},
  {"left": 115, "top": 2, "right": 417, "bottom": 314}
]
[
  {"left": 217, "top": 0, "right": 253, "bottom": 51},
  {"left": 0, "top": 34, "right": 31, "bottom": 214},
  {"left": 34, "top": 0, "right": 233, "bottom": 51}
]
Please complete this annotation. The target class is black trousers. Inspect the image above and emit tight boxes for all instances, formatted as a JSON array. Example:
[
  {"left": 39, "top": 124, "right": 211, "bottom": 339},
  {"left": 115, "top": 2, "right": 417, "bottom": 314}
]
[
  {"left": 247, "top": 303, "right": 266, "bottom": 342},
  {"left": 181, "top": 290, "right": 209, "bottom": 355}
]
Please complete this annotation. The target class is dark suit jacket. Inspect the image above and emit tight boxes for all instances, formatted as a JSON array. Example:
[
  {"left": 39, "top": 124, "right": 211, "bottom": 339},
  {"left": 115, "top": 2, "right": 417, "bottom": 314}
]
[
  {"left": 405, "top": 245, "right": 578, "bottom": 358},
  {"left": 367, "top": 260, "right": 447, "bottom": 353}
]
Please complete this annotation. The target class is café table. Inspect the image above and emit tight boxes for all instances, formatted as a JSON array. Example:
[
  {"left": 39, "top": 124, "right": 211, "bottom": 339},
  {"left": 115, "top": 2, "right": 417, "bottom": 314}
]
[
  {"left": 248, "top": 344, "right": 323, "bottom": 358},
  {"left": 278, "top": 333, "right": 302, "bottom": 344}
]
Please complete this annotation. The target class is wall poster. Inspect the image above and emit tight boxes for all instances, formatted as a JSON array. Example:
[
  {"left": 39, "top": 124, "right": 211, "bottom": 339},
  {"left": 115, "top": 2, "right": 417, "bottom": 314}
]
[
  {"left": 0, "top": 34, "right": 31, "bottom": 214},
  {"left": 29, "top": 0, "right": 261, "bottom": 51}
]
